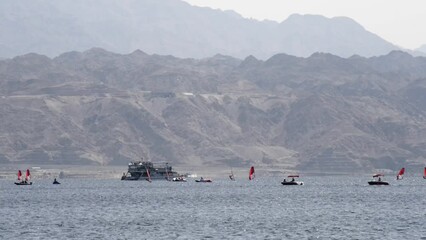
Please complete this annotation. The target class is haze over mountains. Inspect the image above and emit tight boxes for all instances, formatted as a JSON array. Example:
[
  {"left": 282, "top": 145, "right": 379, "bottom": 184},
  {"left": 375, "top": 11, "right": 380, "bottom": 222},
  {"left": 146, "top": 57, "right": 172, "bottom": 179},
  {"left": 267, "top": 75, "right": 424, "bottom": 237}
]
[
  {"left": 0, "top": 0, "right": 401, "bottom": 59},
  {"left": 1, "top": 49, "right": 426, "bottom": 173}
]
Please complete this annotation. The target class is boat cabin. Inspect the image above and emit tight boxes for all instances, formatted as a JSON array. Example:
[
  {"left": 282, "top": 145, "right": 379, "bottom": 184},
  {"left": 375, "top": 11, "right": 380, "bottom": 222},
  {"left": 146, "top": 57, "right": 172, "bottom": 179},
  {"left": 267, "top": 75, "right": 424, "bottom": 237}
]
[
  {"left": 368, "top": 173, "right": 389, "bottom": 185},
  {"left": 281, "top": 175, "right": 304, "bottom": 185}
]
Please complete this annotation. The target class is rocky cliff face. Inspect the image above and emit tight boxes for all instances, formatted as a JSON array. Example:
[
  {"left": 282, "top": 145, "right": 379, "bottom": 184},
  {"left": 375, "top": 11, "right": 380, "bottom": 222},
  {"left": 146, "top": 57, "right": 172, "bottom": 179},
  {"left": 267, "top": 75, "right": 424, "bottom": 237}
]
[{"left": 1, "top": 49, "right": 426, "bottom": 173}]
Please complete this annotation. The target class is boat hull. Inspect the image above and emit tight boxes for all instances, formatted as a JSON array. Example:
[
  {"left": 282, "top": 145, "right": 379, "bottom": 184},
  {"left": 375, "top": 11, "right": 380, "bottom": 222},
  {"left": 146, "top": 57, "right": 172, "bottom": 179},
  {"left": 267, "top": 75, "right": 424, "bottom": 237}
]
[
  {"left": 195, "top": 180, "right": 212, "bottom": 183},
  {"left": 121, "top": 161, "right": 179, "bottom": 181},
  {"left": 281, "top": 181, "right": 303, "bottom": 185},
  {"left": 172, "top": 177, "right": 187, "bottom": 182},
  {"left": 14, "top": 182, "right": 32, "bottom": 185},
  {"left": 368, "top": 181, "right": 389, "bottom": 185}
]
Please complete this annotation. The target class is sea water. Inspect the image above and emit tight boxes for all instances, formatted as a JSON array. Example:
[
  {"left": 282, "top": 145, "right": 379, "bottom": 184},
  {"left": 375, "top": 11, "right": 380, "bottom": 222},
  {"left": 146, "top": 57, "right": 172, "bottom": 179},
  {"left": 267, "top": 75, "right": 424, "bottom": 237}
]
[{"left": 1, "top": 176, "right": 425, "bottom": 239}]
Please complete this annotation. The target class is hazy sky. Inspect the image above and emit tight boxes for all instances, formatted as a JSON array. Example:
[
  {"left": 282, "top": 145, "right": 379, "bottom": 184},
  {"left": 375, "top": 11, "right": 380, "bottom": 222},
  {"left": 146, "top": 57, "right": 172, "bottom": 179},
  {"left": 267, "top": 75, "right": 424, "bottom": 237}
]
[{"left": 183, "top": 0, "right": 426, "bottom": 50}]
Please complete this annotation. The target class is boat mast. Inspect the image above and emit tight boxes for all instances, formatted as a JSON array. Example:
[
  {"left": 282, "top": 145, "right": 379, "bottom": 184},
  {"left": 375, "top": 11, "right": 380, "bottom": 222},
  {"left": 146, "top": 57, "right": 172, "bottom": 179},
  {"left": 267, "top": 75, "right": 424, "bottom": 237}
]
[
  {"left": 145, "top": 166, "right": 151, "bottom": 182},
  {"left": 165, "top": 163, "right": 170, "bottom": 181}
]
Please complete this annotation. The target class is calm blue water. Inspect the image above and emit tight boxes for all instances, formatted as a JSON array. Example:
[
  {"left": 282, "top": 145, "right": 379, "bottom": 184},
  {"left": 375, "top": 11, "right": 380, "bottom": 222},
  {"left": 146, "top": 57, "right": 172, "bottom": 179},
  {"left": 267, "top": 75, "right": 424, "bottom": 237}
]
[{"left": 1, "top": 176, "right": 425, "bottom": 239}]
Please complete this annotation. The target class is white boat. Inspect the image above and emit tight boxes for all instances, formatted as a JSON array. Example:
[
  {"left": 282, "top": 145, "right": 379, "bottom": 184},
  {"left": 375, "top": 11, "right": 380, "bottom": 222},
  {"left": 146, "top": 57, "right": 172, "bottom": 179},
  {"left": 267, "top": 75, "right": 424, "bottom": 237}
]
[
  {"left": 281, "top": 175, "right": 304, "bottom": 185},
  {"left": 172, "top": 176, "right": 187, "bottom": 182},
  {"left": 368, "top": 173, "right": 389, "bottom": 185}
]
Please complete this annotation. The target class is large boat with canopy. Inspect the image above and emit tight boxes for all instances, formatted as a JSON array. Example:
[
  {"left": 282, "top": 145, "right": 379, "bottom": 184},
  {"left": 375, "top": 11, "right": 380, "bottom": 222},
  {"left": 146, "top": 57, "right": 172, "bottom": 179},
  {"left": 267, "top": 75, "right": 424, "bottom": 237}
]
[{"left": 121, "top": 161, "right": 179, "bottom": 181}]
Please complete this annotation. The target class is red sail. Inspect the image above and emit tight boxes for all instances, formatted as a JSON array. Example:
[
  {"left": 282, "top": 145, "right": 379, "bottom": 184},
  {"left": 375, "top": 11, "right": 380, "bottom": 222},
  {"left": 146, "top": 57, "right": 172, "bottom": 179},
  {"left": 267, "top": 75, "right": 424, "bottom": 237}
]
[
  {"left": 424, "top": 167, "right": 426, "bottom": 179},
  {"left": 25, "top": 169, "right": 31, "bottom": 181},
  {"left": 17, "top": 170, "right": 22, "bottom": 181},
  {"left": 396, "top": 168, "right": 405, "bottom": 180},
  {"left": 249, "top": 166, "right": 255, "bottom": 180}
]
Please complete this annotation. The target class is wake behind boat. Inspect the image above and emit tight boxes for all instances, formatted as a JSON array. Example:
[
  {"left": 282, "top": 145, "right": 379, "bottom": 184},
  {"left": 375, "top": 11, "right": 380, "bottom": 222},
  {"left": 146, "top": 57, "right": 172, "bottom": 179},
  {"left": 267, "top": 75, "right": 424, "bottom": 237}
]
[
  {"left": 14, "top": 169, "right": 32, "bottom": 185},
  {"left": 281, "top": 175, "right": 304, "bottom": 185},
  {"left": 368, "top": 174, "right": 389, "bottom": 185}
]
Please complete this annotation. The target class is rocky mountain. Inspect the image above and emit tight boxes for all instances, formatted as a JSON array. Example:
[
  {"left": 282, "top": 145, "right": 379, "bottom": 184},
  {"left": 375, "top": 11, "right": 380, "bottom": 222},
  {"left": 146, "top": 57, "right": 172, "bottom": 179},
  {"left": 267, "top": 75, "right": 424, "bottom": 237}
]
[
  {"left": 1, "top": 48, "right": 426, "bottom": 174},
  {"left": 0, "top": 0, "right": 399, "bottom": 59}
]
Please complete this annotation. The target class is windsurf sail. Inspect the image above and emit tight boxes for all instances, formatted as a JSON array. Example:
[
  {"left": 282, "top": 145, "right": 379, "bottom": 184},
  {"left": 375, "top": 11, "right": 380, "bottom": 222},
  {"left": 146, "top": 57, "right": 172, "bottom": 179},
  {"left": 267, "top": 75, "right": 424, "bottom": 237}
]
[
  {"left": 145, "top": 166, "right": 151, "bottom": 182},
  {"left": 249, "top": 166, "right": 255, "bottom": 180},
  {"left": 17, "top": 170, "right": 22, "bottom": 181},
  {"left": 165, "top": 163, "right": 170, "bottom": 181},
  {"left": 229, "top": 169, "right": 235, "bottom": 181},
  {"left": 424, "top": 167, "right": 426, "bottom": 179},
  {"left": 396, "top": 167, "right": 405, "bottom": 180},
  {"left": 25, "top": 169, "right": 31, "bottom": 182}
]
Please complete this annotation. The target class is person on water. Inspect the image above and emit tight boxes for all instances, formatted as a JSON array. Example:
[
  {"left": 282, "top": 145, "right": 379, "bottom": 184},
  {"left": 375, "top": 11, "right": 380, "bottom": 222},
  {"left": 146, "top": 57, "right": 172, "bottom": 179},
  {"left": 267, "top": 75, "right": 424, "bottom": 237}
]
[
  {"left": 291, "top": 178, "right": 295, "bottom": 182},
  {"left": 378, "top": 177, "right": 382, "bottom": 182}
]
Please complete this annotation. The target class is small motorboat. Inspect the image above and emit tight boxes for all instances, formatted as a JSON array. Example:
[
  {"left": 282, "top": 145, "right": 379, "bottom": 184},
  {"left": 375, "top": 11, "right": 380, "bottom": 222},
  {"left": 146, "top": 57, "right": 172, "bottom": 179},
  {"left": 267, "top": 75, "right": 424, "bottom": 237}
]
[
  {"left": 172, "top": 176, "right": 187, "bottom": 182},
  {"left": 53, "top": 178, "right": 61, "bottom": 184},
  {"left": 195, "top": 177, "right": 212, "bottom": 183},
  {"left": 368, "top": 173, "right": 389, "bottom": 185},
  {"left": 281, "top": 175, "right": 304, "bottom": 185}
]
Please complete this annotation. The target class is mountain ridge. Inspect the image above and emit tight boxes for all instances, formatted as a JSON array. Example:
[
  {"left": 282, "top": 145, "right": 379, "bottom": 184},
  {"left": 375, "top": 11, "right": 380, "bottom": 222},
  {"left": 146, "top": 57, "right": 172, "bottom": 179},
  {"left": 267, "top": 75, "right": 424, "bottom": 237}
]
[
  {"left": 1, "top": 49, "right": 426, "bottom": 173},
  {"left": 0, "top": 0, "right": 402, "bottom": 59}
]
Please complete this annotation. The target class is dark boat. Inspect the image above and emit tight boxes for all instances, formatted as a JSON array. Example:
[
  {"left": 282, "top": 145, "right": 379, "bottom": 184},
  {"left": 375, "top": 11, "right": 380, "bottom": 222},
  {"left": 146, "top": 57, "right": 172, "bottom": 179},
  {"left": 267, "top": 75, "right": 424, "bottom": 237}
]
[
  {"left": 368, "top": 174, "right": 389, "bottom": 185},
  {"left": 121, "top": 160, "right": 179, "bottom": 181},
  {"left": 195, "top": 177, "right": 212, "bottom": 183},
  {"left": 15, "top": 181, "right": 33, "bottom": 185},
  {"left": 14, "top": 169, "right": 32, "bottom": 185},
  {"left": 53, "top": 178, "right": 61, "bottom": 184},
  {"left": 281, "top": 175, "right": 304, "bottom": 185}
]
